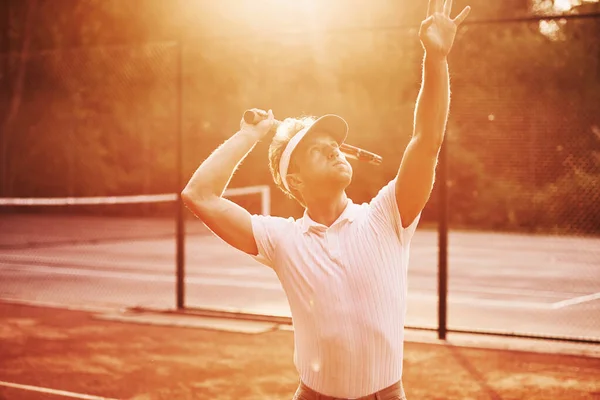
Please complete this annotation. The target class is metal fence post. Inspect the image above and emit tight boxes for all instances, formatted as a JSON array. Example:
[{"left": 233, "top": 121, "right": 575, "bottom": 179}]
[
  {"left": 438, "top": 140, "right": 448, "bottom": 340},
  {"left": 175, "top": 41, "right": 185, "bottom": 310}
]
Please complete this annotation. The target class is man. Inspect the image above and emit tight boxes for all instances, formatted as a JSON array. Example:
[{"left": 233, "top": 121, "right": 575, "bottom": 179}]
[{"left": 182, "top": 0, "right": 470, "bottom": 398}]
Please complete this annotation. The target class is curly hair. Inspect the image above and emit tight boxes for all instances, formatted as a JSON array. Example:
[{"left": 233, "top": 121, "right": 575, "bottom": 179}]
[{"left": 268, "top": 116, "right": 318, "bottom": 206}]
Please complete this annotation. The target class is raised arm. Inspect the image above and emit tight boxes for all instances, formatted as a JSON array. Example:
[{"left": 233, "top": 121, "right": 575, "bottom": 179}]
[
  {"left": 395, "top": 0, "right": 470, "bottom": 228},
  {"left": 182, "top": 109, "right": 275, "bottom": 256}
]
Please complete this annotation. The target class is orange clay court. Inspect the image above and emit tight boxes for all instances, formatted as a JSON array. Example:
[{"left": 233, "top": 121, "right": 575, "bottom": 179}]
[{"left": 0, "top": 302, "right": 599, "bottom": 400}]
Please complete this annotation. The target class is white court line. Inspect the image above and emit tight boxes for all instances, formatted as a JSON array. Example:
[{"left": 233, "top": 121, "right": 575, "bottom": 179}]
[
  {"left": 0, "top": 254, "right": 267, "bottom": 277},
  {"left": 407, "top": 280, "right": 580, "bottom": 299},
  {"left": 0, "top": 380, "right": 119, "bottom": 400},
  {"left": 408, "top": 292, "right": 552, "bottom": 310},
  {"left": 0, "top": 262, "right": 282, "bottom": 290},
  {"left": 551, "top": 292, "right": 600, "bottom": 309},
  {"left": 0, "top": 262, "right": 552, "bottom": 310}
]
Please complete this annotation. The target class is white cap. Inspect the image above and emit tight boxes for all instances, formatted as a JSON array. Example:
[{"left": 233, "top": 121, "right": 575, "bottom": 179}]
[{"left": 278, "top": 114, "right": 349, "bottom": 193}]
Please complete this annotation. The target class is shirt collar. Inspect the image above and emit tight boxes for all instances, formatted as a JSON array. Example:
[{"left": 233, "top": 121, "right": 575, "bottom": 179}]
[{"left": 301, "top": 199, "right": 357, "bottom": 234}]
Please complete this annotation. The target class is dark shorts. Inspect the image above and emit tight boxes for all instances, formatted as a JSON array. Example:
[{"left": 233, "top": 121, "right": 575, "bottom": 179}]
[{"left": 292, "top": 380, "right": 406, "bottom": 400}]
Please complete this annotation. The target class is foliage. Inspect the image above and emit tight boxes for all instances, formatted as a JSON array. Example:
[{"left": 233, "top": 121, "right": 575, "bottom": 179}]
[{"left": 0, "top": 0, "right": 598, "bottom": 234}]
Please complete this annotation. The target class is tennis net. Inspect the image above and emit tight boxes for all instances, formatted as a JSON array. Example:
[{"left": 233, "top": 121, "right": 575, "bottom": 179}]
[{"left": 0, "top": 185, "right": 270, "bottom": 249}]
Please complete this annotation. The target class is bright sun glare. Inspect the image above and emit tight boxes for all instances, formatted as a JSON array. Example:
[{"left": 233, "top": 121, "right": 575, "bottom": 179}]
[
  {"left": 554, "top": 0, "right": 577, "bottom": 11},
  {"left": 534, "top": 0, "right": 599, "bottom": 40}
]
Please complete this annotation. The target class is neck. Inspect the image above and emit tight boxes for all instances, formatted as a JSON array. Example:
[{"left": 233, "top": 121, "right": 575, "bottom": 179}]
[{"left": 304, "top": 190, "right": 348, "bottom": 227}]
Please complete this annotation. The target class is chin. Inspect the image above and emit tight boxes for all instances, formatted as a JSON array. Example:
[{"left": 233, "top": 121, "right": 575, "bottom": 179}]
[
  {"left": 335, "top": 174, "right": 352, "bottom": 188},
  {"left": 341, "top": 168, "right": 353, "bottom": 182}
]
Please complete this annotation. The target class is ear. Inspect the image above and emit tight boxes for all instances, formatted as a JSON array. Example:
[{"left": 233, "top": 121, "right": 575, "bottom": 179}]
[{"left": 287, "top": 172, "right": 304, "bottom": 192}]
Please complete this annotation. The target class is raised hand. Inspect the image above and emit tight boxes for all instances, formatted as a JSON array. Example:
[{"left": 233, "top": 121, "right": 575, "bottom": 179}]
[
  {"left": 419, "top": 0, "right": 471, "bottom": 58},
  {"left": 240, "top": 108, "right": 275, "bottom": 139}
]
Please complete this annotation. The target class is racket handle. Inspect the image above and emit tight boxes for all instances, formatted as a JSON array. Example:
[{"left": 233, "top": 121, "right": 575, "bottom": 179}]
[
  {"left": 243, "top": 109, "right": 281, "bottom": 130},
  {"left": 243, "top": 109, "right": 270, "bottom": 124}
]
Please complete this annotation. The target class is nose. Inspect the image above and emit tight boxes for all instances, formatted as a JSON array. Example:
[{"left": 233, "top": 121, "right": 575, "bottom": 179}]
[{"left": 328, "top": 146, "right": 340, "bottom": 160}]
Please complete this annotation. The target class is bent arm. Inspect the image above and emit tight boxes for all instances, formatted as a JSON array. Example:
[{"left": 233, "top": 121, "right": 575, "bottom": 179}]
[
  {"left": 182, "top": 128, "right": 263, "bottom": 256},
  {"left": 396, "top": 54, "right": 450, "bottom": 228}
]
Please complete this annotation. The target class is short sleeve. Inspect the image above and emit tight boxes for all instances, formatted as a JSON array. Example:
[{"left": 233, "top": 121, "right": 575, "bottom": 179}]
[
  {"left": 368, "top": 178, "right": 420, "bottom": 246},
  {"left": 250, "top": 214, "right": 292, "bottom": 269}
]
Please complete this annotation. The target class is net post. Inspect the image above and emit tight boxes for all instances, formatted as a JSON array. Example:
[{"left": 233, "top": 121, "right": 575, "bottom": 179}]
[
  {"left": 175, "top": 40, "right": 185, "bottom": 310},
  {"left": 438, "top": 140, "right": 449, "bottom": 340}
]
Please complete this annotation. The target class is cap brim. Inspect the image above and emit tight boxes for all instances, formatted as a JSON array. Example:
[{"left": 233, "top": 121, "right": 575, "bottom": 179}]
[{"left": 304, "top": 114, "right": 348, "bottom": 145}]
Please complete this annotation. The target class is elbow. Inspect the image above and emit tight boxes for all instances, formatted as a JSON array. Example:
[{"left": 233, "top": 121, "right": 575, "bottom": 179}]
[
  {"left": 181, "top": 184, "right": 212, "bottom": 208},
  {"left": 181, "top": 188, "right": 194, "bottom": 206},
  {"left": 181, "top": 189, "right": 197, "bottom": 212},
  {"left": 181, "top": 181, "right": 196, "bottom": 201},
  {"left": 181, "top": 189, "right": 217, "bottom": 220}
]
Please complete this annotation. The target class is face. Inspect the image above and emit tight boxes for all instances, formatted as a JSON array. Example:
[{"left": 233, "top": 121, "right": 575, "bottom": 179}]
[{"left": 287, "top": 131, "right": 353, "bottom": 197}]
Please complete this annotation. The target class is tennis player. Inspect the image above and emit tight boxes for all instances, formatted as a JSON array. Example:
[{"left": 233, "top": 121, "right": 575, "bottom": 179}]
[{"left": 182, "top": 1, "right": 470, "bottom": 398}]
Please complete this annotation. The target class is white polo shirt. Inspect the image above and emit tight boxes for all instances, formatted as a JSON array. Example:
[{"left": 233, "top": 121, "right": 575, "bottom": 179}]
[{"left": 250, "top": 178, "right": 420, "bottom": 398}]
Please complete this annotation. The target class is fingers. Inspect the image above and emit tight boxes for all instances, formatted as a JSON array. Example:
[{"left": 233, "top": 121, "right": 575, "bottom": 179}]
[
  {"left": 253, "top": 108, "right": 268, "bottom": 118},
  {"left": 421, "top": 15, "right": 435, "bottom": 31},
  {"left": 426, "top": 0, "right": 438, "bottom": 16},
  {"left": 444, "top": 0, "right": 453, "bottom": 16},
  {"left": 262, "top": 109, "right": 274, "bottom": 124},
  {"left": 430, "top": 0, "right": 456, "bottom": 17},
  {"left": 453, "top": 5, "right": 471, "bottom": 25}
]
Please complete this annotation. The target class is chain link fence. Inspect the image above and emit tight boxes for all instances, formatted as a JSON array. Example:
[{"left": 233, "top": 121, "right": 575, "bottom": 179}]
[
  {"left": 444, "top": 15, "right": 600, "bottom": 236},
  {"left": 180, "top": 12, "right": 599, "bottom": 341},
  {"left": 442, "top": 14, "right": 599, "bottom": 341}
]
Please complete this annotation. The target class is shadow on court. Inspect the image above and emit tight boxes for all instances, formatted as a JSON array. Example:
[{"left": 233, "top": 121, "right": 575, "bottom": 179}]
[{"left": 0, "top": 302, "right": 598, "bottom": 400}]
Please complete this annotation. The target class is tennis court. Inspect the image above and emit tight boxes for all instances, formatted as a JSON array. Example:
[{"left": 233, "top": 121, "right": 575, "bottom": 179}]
[{"left": 1, "top": 213, "right": 598, "bottom": 341}]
